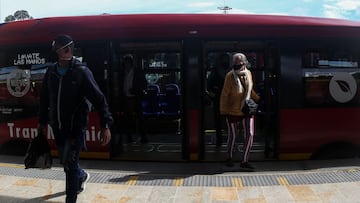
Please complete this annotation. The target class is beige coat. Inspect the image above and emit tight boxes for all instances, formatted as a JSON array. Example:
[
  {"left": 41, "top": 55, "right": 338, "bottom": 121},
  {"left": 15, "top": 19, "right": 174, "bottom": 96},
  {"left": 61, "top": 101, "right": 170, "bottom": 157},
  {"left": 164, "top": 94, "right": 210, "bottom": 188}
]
[{"left": 220, "top": 68, "right": 253, "bottom": 116}]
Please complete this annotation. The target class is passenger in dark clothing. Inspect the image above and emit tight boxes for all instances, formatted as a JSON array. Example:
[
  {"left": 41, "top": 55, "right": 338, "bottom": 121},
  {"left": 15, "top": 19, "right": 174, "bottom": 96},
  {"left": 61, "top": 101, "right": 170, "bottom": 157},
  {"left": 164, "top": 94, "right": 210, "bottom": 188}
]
[
  {"left": 118, "top": 54, "right": 148, "bottom": 144},
  {"left": 207, "top": 53, "right": 230, "bottom": 147},
  {"left": 38, "top": 34, "right": 113, "bottom": 203}
]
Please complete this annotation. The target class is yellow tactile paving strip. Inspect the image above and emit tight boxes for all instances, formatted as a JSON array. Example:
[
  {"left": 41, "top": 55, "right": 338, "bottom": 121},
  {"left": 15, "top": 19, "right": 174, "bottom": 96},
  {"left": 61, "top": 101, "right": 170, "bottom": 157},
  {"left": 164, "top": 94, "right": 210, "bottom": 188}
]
[
  {"left": 127, "top": 175, "right": 138, "bottom": 186},
  {"left": 173, "top": 177, "right": 184, "bottom": 186},
  {"left": 0, "top": 163, "right": 23, "bottom": 168},
  {"left": 1, "top": 157, "right": 360, "bottom": 202},
  {"left": 1, "top": 163, "right": 360, "bottom": 187},
  {"left": 0, "top": 176, "right": 359, "bottom": 202},
  {"left": 277, "top": 176, "right": 290, "bottom": 186},
  {"left": 231, "top": 178, "right": 243, "bottom": 188}
]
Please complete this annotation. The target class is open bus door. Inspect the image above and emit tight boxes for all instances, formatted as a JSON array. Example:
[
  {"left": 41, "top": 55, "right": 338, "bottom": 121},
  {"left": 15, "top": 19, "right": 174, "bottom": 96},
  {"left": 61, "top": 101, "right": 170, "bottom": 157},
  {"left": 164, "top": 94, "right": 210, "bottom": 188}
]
[
  {"left": 202, "top": 41, "right": 279, "bottom": 162},
  {"left": 108, "top": 41, "right": 184, "bottom": 161}
]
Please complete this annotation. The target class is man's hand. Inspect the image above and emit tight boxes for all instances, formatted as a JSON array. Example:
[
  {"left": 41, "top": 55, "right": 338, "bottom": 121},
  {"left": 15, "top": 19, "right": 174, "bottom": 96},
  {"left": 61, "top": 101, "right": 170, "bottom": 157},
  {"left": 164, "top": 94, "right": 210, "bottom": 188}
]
[{"left": 100, "top": 128, "right": 111, "bottom": 146}]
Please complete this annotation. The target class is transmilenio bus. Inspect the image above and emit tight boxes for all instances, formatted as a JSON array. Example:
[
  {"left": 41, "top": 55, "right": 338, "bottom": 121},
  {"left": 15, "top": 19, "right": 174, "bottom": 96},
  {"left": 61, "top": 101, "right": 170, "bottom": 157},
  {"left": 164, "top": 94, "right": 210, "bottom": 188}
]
[{"left": 1, "top": 14, "right": 360, "bottom": 161}]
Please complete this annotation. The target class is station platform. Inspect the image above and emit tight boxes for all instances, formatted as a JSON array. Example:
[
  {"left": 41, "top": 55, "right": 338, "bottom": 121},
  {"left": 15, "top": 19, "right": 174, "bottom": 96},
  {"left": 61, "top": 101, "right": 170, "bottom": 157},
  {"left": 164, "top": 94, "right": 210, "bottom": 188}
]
[{"left": 0, "top": 155, "right": 360, "bottom": 202}]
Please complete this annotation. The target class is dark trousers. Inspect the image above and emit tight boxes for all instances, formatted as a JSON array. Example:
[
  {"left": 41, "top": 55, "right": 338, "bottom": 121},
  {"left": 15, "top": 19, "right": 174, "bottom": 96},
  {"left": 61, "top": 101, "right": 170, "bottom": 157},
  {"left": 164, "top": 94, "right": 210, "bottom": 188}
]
[
  {"left": 53, "top": 128, "right": 86, "bottom": 203},
  {"left": 122, "top": 97, "right": 146, "bottom": 141}
]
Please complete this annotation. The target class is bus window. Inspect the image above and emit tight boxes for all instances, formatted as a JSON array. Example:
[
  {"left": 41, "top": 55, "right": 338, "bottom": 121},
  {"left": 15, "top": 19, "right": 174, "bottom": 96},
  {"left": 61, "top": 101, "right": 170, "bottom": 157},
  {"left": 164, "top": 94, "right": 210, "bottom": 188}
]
[
  {"left": 204, "top": 52, "right": 231, "bottom": 148},
  {"left": 143, "top": 52, "right": 181, "bottom": 86},
  {"left": 0, "top": 47, "right": 51, "bottom": 121},
  {"left": 302, "top": 42, "right": 360, "bottom": 107},
  {"left": 79, "top": 43, "right": 109, "bottom": 96}
]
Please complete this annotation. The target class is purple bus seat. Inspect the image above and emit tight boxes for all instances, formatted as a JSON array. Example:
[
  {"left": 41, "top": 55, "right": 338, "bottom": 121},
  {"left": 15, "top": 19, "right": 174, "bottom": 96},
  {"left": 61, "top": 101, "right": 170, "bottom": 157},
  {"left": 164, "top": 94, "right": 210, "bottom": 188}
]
[
  {"left": 142, "top": 84, "right": 161, "bottom": 117},
  {"left": 160, "top": 83, "right": 180, "bottom": 118}
]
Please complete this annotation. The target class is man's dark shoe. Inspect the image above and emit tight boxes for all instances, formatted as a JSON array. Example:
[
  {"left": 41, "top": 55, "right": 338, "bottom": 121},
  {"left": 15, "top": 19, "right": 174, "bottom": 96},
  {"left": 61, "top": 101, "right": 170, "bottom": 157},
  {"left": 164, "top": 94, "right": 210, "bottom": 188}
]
[
  {"left": 78, "top": 171, "right": 90, "bottom": 194},
  {"left": 240, "top": 162, "right": 255, "bottom": 169},
  {"left": 226, "top": 159, "right": 234, "bottom": 167}
]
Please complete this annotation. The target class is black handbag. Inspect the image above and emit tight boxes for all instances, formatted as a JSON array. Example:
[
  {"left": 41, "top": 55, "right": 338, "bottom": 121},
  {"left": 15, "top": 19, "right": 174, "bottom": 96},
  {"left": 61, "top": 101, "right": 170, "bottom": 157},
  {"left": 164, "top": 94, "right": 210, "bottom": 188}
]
[
  {"left": 242, "top": 99, "right": 258, "bottom": 115},
  {"left": 24, "top": 132, "right": 52, "bottom": 169},
  {"left": 238, "top": 71, "right": 259, "bottom": 116}
]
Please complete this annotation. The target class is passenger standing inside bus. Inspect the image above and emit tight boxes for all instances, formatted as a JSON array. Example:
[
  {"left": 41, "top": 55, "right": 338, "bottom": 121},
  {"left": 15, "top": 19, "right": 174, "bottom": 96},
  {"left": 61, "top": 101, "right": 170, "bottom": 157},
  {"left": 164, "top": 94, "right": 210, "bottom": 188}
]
[
  {"left": 207, "top": 53, "right": 230, "bottom": 147},
  {"left": 119, "top": 54, "right": 148, "bottom": 144},
  {"left": 220, "top": 53, "right": 255, "bottom": 169},
  {"left": 38, "top": 34, "right": 113, "bottom": 203}
]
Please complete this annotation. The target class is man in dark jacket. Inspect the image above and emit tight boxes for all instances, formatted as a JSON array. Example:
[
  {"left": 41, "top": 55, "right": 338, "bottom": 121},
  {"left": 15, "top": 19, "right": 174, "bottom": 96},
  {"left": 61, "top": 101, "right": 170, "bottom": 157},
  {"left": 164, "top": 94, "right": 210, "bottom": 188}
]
[
  {"left": 119, "top": 54, "right": 148, "bottom": 144},
  {"left": 38, "top": 34, "right": 113, "bottom": 203},
  {"left": 207, "top": 53, "right": 230, "bottom": 147}
]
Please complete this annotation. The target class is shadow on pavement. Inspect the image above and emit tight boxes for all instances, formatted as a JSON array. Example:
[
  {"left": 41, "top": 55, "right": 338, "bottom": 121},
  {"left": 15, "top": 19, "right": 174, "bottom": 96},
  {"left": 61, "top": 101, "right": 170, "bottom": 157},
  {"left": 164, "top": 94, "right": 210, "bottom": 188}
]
[
  {"left": 0, "top": 154, "right": 359, "bottom": 175},
  {"left": 0, "top": 191, "right": 65, "bottom": 203}
]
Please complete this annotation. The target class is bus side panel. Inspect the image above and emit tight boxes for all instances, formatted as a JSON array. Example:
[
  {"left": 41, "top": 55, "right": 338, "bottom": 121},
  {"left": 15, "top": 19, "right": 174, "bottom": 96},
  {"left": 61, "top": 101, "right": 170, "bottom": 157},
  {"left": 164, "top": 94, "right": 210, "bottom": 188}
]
[
  {"left": 51, "top": 112, "right": 109, "bottom": 159},
  {"left": 80, "top": 112, "right": 110, "bottom": 156},
  {"left": 0, "top": 117, "right": 41, "bottom": 148},
  {"left": 0, "top": 113, "right": 109, "bottom": 158},
  {"left": 279, "top": 108, "right": 360, "bottom": 160},
  {"left": 183, "top": 39, "right": 203, "bottom": 160}
]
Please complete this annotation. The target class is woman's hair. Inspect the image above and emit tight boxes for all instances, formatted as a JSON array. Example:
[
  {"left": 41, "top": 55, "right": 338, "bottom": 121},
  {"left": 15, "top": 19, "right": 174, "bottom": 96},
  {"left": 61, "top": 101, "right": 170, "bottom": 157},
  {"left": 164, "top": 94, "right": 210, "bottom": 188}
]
[{"left": 232, "top": 53, "right": 248, "bottom": 64}]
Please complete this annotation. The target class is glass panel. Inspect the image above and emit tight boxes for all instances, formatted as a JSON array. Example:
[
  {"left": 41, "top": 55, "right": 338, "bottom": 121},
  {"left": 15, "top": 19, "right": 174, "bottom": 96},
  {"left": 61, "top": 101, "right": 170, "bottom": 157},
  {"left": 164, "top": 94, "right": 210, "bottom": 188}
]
[
  {"left": 111, "top": 42, "right": 182, "bottom": 160},
  {"left": 204, "top": 52, "right": 231, "bottom": 147},
  {"left": 303, "top": 70, "right": 360, "bottom": 106},
  {"left": 0, "top": 47, "right": 51, "bottom": 121},
  {"left": 302, "top": 41, "right": 360, "bottom": 107}
]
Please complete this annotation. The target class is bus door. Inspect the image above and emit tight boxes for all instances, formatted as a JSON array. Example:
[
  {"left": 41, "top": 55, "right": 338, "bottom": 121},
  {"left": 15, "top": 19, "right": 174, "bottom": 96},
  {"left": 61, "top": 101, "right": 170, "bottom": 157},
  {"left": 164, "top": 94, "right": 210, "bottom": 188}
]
[
  {"left": 202, "top": 41, "right": 279, "bottom": 161},
  {"left": 109, "top": 42, "right": 183, "bottom": 161}
]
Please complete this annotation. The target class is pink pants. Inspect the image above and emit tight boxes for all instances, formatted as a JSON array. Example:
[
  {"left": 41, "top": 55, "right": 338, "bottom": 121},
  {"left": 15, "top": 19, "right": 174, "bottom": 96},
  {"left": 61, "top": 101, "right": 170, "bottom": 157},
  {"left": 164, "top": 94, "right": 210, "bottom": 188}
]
[{"left": 226, "top": 115, "right": 254, "bottom": 163}]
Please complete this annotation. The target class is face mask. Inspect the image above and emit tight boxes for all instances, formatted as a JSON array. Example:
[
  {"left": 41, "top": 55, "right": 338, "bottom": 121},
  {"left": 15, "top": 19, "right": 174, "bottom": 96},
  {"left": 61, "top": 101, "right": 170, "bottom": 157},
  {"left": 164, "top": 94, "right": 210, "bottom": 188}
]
[{"left": 233, "top": 64, "right": 242, "bottom": 70}]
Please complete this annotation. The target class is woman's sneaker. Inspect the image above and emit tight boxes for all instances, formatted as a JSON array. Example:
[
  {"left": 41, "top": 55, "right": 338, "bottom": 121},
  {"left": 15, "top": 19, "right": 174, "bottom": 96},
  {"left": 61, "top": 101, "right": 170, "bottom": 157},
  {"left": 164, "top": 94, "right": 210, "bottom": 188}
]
[
  {"left": 78, "top": 171, "right": 90, "bottom": 194},
  {"left": 240, "top": 162, "right": 255, "bottom": 169}
]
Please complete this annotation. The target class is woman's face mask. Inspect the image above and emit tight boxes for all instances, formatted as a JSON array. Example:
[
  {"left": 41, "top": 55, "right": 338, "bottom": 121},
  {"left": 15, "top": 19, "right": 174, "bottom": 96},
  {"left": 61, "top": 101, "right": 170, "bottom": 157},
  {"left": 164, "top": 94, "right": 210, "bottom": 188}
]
[
  {"left": 233, "top": 64, "right": 242, "bottom": 70},
  {"left": 233, "top": 61, "right": 246, "bottom": 70}
]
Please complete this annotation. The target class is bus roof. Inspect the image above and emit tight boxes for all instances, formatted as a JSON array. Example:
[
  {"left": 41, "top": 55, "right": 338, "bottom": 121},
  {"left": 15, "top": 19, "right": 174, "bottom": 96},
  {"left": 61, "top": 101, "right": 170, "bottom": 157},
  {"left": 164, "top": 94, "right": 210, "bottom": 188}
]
[{"left": 1, "top": 14, "right": 360, "bottom": 46}]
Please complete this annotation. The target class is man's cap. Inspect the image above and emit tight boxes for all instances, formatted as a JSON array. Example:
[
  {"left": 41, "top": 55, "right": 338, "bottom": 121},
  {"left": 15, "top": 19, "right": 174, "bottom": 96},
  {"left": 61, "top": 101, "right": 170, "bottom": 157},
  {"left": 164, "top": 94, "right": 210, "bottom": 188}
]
[{"left": 51, "top": 34, "right": 74, "bottom": 52}]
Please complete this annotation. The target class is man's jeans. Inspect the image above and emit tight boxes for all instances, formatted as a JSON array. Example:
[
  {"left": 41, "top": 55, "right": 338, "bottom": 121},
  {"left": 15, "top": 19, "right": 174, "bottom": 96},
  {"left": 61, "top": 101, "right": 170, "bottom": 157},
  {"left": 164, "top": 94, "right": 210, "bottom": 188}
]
[{"left": 53, "top": 128, "right": 86, "bottom": 203}]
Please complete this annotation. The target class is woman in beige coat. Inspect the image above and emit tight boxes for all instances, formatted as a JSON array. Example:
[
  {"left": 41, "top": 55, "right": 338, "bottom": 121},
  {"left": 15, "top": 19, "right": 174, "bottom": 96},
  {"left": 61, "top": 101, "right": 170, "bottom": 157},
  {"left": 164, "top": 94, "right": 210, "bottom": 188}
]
[{"left": 220, "top": 53, "right": 255, "bottom": 169}]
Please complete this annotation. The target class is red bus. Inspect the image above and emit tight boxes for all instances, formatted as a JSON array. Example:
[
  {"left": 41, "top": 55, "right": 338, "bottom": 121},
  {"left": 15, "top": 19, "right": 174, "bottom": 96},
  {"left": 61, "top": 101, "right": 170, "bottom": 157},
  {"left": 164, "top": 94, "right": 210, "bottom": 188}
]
[{"left": 1, "top": 14, "right": 360, "bottom": 161}]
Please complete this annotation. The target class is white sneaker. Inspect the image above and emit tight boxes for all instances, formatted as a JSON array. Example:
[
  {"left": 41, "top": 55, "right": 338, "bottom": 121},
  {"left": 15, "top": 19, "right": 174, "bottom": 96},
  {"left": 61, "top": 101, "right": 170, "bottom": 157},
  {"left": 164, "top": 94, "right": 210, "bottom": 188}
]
[{"left": 78, "top": 171, "right": 90, "bottom": 194}]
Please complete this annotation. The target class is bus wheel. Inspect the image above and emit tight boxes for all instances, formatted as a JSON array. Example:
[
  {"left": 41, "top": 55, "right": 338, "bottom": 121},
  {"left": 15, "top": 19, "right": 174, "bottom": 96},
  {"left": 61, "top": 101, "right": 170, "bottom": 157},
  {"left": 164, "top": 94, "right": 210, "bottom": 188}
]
[{"left": 310, "top": 142, "right": 359, "bottom": 160}]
